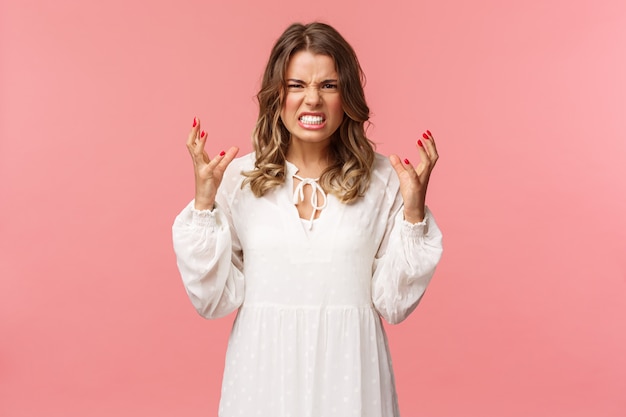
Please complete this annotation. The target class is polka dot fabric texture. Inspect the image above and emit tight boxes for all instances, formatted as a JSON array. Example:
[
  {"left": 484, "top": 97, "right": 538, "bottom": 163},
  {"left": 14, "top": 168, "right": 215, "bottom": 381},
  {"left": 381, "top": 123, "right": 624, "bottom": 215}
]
[{"left": 173, "top": 153, "right": 443, "bottom": 417}]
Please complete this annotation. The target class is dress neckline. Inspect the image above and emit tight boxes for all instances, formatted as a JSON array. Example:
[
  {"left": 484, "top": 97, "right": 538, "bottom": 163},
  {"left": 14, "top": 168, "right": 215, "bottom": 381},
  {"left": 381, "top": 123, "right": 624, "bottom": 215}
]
[{"left": 286, "top": 161, "right": 328, "bottom": 229}]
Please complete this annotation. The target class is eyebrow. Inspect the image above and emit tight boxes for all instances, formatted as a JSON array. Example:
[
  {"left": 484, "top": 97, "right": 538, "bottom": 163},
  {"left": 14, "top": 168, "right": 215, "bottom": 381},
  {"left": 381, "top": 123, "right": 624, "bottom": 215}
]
[{"left": 286, "top": 78, "right": 339, "bottom": 84}]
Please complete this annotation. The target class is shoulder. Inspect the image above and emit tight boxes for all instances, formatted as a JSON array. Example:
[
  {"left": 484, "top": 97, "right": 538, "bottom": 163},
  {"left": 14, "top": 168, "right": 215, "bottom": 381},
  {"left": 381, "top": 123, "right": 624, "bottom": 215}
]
[
  {"left": 219, "top": 152, "right": 256, "bottom": 197},
  {"left": 225, "top": 151, "right": 256, "bottom": 175},
  {"left": 361, "top": 153, "right": 399, "bottom": 207},
  {"left": 371, "top": 153, "right": 399, "bottom": 189}
]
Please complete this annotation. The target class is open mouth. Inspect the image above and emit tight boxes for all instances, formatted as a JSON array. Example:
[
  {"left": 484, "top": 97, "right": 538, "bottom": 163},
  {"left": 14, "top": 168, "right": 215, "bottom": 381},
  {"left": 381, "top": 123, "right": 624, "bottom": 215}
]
[{"left": 298, "top": 115, "right": 325, "bottom": 126}]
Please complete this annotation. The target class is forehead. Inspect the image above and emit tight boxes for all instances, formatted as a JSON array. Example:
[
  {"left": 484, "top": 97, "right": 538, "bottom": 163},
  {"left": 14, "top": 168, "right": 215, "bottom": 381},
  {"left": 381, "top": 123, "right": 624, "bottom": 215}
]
[{"left": 285, "top": 51, "right": 337, "bottom": 78}]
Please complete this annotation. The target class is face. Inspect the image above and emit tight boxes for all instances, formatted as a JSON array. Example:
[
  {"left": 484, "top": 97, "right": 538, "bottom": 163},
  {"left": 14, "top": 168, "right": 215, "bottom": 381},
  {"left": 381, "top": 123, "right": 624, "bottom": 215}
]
[{"left": 280, "top": 51, "right": 344, "bottom": 147}]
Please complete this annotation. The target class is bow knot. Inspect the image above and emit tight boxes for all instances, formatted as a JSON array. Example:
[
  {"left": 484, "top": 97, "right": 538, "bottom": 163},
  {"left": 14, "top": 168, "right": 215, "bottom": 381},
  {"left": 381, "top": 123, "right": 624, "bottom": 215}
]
[{"left": 292, "top": 175, "right": 327, "bottom": 229}]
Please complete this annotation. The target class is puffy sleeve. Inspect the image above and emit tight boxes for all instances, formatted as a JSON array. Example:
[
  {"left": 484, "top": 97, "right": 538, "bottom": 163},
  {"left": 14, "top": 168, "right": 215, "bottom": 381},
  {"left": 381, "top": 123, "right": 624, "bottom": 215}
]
[
  {"left": 371, "top": 187, "right": 443, "bottom": 325},
  {"left": 172, "top": 165, "right": 245, "bottom": 319}
]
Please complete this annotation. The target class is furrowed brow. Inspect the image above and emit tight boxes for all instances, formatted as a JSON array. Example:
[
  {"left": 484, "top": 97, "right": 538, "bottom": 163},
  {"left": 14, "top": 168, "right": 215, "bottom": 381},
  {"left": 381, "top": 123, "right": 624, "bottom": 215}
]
[{"left": 286, "top": 78, "right": 338, "bottom": 84}]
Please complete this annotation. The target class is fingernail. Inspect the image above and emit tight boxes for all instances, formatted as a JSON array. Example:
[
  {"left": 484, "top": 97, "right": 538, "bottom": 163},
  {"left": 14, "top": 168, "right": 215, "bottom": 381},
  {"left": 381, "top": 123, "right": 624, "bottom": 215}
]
[
  {"left": 418, "top": 139, "right": 424, "bottom": 147},
  {"left": 219, "top": 151, "right": 226, "bottom": 156},
  {"left": 192, "top": 117, "right": 197, "bottom": 127},
  {"left": 200, "top": 130, "right": 206, "bottom": 138},
  {"left": 426, "top": 130, "right": 432, "bottom": 137},
  {"left": 422, "top": 133, "right": 429, "bottom": 140},
  {"left": 404, "top": 158, "right": 410, "bottom": 165}
]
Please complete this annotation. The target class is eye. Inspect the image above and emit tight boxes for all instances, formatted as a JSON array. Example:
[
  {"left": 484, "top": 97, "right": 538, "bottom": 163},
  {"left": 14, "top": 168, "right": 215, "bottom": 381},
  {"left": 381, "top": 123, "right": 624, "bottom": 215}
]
[
  {"left": 321, "top": 83, "right": 338, "bottom": 89},
  {"left": 287, "top": 83, "right": 304, "bottom": 89}
]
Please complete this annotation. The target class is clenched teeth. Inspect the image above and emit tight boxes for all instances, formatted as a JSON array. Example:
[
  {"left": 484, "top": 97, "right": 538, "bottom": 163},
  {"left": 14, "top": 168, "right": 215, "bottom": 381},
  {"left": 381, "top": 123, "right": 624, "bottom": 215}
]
[{"left": 299, "top": 115, "right": 325, "bottom": 125}]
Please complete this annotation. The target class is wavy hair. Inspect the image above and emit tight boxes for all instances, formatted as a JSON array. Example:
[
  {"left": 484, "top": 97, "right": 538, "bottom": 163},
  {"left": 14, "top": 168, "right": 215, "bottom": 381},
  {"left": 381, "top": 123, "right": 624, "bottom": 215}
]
[{"left": 242, "top": 22, "right": 375, "bottom": 204}]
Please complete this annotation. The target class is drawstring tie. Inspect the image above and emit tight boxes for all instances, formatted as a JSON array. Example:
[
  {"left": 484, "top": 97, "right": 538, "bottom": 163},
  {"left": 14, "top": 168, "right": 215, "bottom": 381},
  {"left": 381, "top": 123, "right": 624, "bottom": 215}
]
[{"left": 292, "top": 174, "right": 327, "bottom": 229}]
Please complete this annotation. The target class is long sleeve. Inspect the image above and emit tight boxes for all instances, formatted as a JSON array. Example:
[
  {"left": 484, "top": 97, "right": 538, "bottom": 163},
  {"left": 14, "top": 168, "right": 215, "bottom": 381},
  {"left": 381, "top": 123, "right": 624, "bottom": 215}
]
[
  {"left": 371, "top": 187, "right": 443, "bottom": 325},
  {"left": 172, "top": 173, "right": 246, "bottom": 319}
]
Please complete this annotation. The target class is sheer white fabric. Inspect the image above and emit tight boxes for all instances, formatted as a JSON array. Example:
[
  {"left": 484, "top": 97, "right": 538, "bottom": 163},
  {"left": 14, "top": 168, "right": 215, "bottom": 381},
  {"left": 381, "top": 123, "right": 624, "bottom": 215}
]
[{"left": 172, "top": 152, "right": 443, "bottom": 417}]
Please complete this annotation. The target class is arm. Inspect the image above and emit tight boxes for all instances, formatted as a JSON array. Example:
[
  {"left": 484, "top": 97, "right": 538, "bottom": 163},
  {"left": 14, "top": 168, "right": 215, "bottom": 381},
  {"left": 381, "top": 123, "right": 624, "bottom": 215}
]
[
  {"left": 371, "top": 193, "right": 443, "bottom": 324},
  {"left": 172, "top": 117, "right": 243, "bottom": 319},
  {"left": 373, "top": 130, "right": 443, "bottom": 324},
  {"left": 173, "top": 200, "right": 244, "bottom": 319}
]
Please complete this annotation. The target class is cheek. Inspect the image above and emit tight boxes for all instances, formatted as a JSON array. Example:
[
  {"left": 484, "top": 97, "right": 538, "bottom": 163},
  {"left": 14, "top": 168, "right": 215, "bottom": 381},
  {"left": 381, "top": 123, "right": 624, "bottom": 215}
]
[
  {"left": 282, "top": 94, "right": 299, "bottom": 115},
  {"left": 328, "top": 96, "right": 344, "bottom": 118}
]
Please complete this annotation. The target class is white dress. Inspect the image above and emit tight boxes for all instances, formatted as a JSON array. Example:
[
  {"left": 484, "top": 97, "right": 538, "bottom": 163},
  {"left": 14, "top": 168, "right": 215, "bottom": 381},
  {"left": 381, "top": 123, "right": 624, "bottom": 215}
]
[{"left": 172, "top": 152, "right": 443, "bottom": 417}]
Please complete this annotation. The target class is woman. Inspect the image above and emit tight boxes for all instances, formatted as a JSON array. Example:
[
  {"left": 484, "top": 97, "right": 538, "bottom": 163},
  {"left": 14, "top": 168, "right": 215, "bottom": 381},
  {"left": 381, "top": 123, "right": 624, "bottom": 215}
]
[{"left": 173, "top": 22, "right": 443, "bottom": 417}]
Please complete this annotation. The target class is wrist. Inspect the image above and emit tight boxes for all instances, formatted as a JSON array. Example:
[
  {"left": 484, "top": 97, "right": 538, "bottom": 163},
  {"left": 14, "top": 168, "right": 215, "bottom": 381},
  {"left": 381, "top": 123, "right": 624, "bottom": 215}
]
[
  {"left": 194, "top": 197, "right": 215, "bottom": 211},
  {"left": 403, "top": 208, "right": 425, "bottom": 224}
]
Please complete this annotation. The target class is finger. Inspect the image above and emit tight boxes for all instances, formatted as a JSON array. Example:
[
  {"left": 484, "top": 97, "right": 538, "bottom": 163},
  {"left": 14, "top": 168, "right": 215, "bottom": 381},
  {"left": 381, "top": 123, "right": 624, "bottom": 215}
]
[
  {"left": 215, "top": 146, "right": 240, "bottom": 171},
  {"left": 389, "top": 154, "right": 409, "bottom": 177},
  {"left": 186, "top": 117, "right": 201, "bottom": 150},
  {"left": 389, "top": 154, "right": 421, "bottom": 184},
  {"left": 421, "top": 131, "right": 439, "bottom": 164},
  {"left": 192, "top": 130, "right": 210, "bottom": 164},
  {"left": 206, "top": 146, "right": 239, "bottom": 172},
  {"left": 415, "top": 139, "right": 432, "bottom": 178}
]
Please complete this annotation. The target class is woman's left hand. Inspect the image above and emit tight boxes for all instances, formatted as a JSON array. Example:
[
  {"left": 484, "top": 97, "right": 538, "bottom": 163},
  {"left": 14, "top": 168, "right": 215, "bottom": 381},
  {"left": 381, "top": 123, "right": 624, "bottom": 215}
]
[{"left": 389, "top": 131, "right": 439, "bottom": 223}]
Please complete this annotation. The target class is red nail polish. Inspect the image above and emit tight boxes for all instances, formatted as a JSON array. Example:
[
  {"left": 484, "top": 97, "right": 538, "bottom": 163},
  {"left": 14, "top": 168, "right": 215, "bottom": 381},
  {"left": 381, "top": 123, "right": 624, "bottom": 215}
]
[
  {"left": 219, "top": 151, "right": 226, "bottom": 156},
  {"left": 418, "top": 139, "right": 424, "bottom": 147},
  {"left": 404, "top": 158, "right": 410, "bottom": 165},
  {"left": 426, "top": 130, "right": 432, "bottom": 137},
  {"left": 192, "top": 117, "right": 197, "bottom": 127},
  {"left": 422, "top": 133, "right": 429, "bottom": 140},
  {"left": 200, "top": 130, "right": 206, "bottom": 138}
]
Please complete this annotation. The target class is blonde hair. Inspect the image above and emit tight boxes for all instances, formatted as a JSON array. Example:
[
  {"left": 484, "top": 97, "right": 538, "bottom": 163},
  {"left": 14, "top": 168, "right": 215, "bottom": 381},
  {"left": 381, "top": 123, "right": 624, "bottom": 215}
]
[{"left": 242, "top": 22, "right": 375, "bottom": 204}]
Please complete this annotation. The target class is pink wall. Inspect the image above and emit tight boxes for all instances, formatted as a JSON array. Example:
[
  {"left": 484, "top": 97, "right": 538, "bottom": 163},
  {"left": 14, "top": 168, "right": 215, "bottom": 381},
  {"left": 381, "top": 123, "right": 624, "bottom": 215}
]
[{"left": 1, "top": 0, "right": 625, "bottom": 415}]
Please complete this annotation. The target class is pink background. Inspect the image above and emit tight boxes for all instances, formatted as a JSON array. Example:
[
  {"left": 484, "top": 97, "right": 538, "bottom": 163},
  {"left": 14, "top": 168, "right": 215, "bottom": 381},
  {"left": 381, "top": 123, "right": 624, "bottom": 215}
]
[{"left": 1, "top": 0, "right": 625, "bottom": 415}]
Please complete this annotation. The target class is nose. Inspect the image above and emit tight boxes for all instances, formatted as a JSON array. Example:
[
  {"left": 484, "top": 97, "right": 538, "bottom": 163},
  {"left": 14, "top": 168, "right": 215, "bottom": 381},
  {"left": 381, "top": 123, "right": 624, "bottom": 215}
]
[{"left": 304, "top": 86, "right": 322, "bottom": 106}]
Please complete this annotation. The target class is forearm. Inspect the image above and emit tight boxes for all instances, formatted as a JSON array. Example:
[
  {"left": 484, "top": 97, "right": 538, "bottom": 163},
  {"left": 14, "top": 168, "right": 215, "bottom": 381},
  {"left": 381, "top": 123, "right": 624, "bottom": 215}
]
[
  {"left": 172, "top": 201, "right": 244, "bottom": 318},
  {"left": 372, "top": 207, "right": 443, "bottom": 324}
]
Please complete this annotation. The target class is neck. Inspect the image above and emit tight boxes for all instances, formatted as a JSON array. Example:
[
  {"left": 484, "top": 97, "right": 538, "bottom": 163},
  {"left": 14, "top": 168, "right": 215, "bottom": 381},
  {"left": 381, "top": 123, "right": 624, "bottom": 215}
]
[{"left": 285, "top": 140, "right": 331, "bottom": 177}]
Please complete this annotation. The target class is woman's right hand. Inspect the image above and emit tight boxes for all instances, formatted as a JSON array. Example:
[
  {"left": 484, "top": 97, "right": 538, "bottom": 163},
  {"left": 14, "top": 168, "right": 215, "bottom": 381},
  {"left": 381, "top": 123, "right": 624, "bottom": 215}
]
[{"left": 186, "top": 117, "right": 239, "bottom": 210}]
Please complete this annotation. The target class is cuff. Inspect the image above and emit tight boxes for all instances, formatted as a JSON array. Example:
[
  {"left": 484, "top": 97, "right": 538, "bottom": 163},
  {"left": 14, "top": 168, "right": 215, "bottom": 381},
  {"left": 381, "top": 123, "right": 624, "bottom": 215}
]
[
  {"left": 400, "top": 208, "right": 430, "bottom": 238},
  {"left": 190, "top": 201, "right": 219, "bottom": 229}
]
